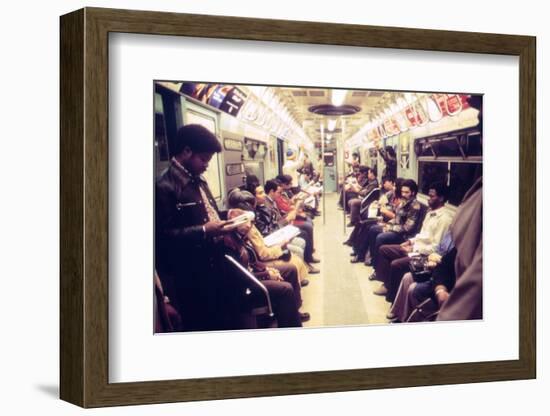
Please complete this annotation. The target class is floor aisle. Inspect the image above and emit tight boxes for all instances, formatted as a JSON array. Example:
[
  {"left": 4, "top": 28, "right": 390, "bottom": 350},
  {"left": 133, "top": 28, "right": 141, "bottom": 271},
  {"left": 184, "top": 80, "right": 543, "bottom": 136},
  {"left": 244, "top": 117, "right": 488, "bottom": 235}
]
[{"left": 301, "top": 193, "right": 391, "bottom": 328}]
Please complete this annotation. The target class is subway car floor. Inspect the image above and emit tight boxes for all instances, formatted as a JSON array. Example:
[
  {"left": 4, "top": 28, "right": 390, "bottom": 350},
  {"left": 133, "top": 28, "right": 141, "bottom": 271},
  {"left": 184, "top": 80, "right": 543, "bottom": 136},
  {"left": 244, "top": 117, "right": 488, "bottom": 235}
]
[{"left": 301, "top": 192, "right": 392, "bottom": 328}]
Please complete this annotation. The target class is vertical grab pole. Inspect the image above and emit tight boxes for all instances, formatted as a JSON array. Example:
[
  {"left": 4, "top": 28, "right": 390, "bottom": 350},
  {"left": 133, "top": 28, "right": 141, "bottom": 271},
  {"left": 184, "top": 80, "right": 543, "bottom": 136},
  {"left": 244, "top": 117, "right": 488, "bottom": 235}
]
[
  {"left": 320, "top": 122, "right": 326, "bottom": 225},
  {"left": 341, "top": 118, "right": 347, "bottom": 233}
]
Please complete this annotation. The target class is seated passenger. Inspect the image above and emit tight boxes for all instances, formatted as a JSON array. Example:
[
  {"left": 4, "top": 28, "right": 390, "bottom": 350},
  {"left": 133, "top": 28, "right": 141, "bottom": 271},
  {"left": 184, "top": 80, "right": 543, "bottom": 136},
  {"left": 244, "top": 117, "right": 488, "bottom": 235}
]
[
  {"left": 347, "top": 166, "right": 379, "bottom": 227},
  {"left": 392, "top": 177, "right": 482, "bottom": 322},
  {"left": 227, "top": 189, "right": 311, "bottom": 283},
  {"left": 372, "top": 182, "right": 453, "bottom": 299},
  {"left": 154, "top": 270, "right": 182, "bottom": 333},
  {"left": 244, "top": 174, "right": 261, "bottom": 195},
  {"left": 389, "top": 247, "right": 457, "bottom": 323},
  {"left": 377, "top": 177, "right": 402, "bottom": 222},
  {"left": 223, "top": 209, "right": 309, "bottom": 325},
  {"left": 366, "top": 179, "right": 423, "bottom": 277},
  {"left": 348, "top": 177, "right": 402, "bottom": 264},
  {"left": 276, "top": 173, "right": 312, "bottom": 211},
  {"left": 259, "top": 180, "right": 320, "bottom": 266},
  {"left": 271, "top": 177, "right": 320, "bottom": 272},
  {"left": 337, "top": 161, "right": 360, "bottom": 210},
  {"left": 254, "top": 183, "right": 306, "bottom": 260}
]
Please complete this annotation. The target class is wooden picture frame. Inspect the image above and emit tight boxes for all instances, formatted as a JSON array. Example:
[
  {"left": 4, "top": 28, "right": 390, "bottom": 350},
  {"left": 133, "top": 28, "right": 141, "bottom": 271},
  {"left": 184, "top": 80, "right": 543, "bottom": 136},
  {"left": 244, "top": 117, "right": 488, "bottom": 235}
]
[{"left": 60, "top": 7, "right": 536, "bottom": 408}]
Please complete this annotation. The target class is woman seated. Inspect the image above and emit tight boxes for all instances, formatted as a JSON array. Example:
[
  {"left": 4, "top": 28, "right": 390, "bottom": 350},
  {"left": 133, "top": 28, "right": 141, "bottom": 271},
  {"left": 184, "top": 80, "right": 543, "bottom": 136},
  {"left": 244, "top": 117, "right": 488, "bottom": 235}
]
[
  {"left": 227, "top": 189, "right": 310, "bottom": 284},
  {"left": 223, "top": 209, "right": 309, "bottom": 326}
]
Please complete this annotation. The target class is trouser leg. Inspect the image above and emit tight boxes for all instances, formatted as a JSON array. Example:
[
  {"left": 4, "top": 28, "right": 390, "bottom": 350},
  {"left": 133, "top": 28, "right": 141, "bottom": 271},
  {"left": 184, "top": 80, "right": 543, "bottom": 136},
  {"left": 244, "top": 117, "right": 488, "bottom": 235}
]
[
  {"left": 376, "top": 244, "right": 407, "bottom": 286},
  {"left": 372, "top": 232, "right": 404, "bottom": 270},
  {"left": 262, "top": 280, "right": 302, "bottom": 327},
  {"left": 296, "top": 221, "right": 315, "bottom": 262},
  {"left": 390, "top": 272, "right": 415, "bottom": 322},
  {"left": 386, "top": 256, "right": 413, "bottom": 303},
  {"left": 366, "top": 224, "right": 384, "bottom": 261},
  {"left": 276, "top": 263, "right": 302, "bottom": 309},
  {"left": 349, "top": 198, "right": 362, "bottom": 225}
]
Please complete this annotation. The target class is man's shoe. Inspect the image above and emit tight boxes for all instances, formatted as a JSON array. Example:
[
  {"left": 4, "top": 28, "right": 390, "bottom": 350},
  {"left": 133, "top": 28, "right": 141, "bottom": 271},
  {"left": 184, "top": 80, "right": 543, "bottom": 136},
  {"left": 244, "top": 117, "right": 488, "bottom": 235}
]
[
  {"left": 350, "top": 251, "right": 357, "bottom": 256},
  {"left": 386, "top": 311, "right": 396, "bottom": 320},
  {"left": 300, "top": 312, "right": 311, "bottom": 322},
  {"left": 307, "top": 265, "right": 320, "bottom": 274},
  {"left": 350, "top": 256, "right": 362, "bottom": 264},
  {"left": 342, "top": 240, "right": 352, "bottom": 246},
  {"left": 368, "top": 271, "right": 377, "bottom": 281},
  {"left": 364, "top": 259, "right": 373, "bottom": 267},
  {"left": 346, "top": 222, "right": 355, "bottom": 227},
  {"left": 308, "top": 257, "right": 321, "bottom": 264},
  {"left": 300, "top": 279, "right": 310, "bottom": 287},
  {"left": 373, "top": 284, "right": 388, "bottom": 296}
]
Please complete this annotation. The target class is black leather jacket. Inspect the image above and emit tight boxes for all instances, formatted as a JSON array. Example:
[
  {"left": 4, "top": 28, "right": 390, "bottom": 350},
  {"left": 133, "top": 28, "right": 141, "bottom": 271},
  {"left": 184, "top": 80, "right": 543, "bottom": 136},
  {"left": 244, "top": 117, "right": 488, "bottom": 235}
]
[{"left": 155, "top": 160, "right": 233, "bottom": 330}]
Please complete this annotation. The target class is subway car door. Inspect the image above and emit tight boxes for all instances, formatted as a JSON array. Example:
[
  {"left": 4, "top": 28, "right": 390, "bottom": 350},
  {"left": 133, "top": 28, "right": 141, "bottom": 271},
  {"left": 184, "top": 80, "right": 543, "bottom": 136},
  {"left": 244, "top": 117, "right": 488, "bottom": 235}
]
[
  {"left": 183, "top": 101, "right": 225, "bottom": 206},
  {"left": 154, "top": 91, "right": 171, "bottom": 177},
  {"left": 221, "top": 131, "right": 246, "bottom": 194},
  {"left": 323, "top": 151, "right": 337, "bottom": 192}
]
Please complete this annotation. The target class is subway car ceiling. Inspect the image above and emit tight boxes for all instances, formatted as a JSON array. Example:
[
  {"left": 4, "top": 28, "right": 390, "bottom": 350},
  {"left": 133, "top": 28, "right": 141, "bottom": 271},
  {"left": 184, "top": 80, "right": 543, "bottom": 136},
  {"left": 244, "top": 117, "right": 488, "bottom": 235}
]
[{"left": 154, "top": 81, "right": 482, "bottom": 206}]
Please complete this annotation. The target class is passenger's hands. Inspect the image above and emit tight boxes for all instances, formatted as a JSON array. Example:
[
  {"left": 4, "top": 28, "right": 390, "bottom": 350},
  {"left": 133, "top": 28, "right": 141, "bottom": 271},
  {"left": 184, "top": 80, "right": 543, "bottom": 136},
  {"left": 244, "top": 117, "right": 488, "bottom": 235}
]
[
  {"left": 426, "top": 260, "right": 438, "bottom": 269},
  {"left": 286, "top": 210, "right": 297, "bottom": 221},
  {"left": 435, "top": 288, "right": 450, "bottom": 306},
  {"left": 203, "top": 220, "right": 231, "bottom": 236},
  {"left": 428, "top": 253, "right": 442, "bottom": 264},
  {"left": 267, "top": 267, "right": 283, "bottom": 281},
  {"left": 400, "top": 240, "right": 412, "bottom": 252}
]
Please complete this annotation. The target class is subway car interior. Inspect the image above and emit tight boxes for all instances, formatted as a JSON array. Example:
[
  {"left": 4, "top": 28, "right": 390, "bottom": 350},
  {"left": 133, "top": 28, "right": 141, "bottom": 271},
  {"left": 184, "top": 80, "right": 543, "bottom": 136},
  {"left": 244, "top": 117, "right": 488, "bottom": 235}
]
[{"left": 154, "top": 81, "right": 483, "bottom": 333}]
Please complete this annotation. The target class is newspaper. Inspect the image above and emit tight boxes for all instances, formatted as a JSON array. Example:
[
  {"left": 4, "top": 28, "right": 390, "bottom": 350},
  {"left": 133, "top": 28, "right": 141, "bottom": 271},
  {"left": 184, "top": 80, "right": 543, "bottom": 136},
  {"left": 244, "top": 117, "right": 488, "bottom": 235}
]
[{"left": 263, "top": 225, "right": 301, "bottom": 247}]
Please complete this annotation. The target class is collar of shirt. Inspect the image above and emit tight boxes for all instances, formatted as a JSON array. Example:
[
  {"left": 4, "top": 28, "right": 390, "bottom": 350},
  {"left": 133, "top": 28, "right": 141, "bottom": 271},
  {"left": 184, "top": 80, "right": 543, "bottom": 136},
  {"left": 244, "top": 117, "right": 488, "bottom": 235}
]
[
  {"left": 427, "top": 206, "right": 445, "bottom": 218},
  {"left": 171, "top": 157, "right": 205, "bottom": 183},
  {"left": 399, "top": 198, "right": 413, "bottom": 210}
]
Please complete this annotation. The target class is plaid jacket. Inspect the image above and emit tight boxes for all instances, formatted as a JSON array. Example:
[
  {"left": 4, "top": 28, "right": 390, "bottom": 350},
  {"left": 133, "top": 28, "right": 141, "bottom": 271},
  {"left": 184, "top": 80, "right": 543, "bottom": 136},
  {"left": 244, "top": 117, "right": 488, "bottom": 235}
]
[{"left": 388, "top": 198, "right": 423, "bottom": 238}]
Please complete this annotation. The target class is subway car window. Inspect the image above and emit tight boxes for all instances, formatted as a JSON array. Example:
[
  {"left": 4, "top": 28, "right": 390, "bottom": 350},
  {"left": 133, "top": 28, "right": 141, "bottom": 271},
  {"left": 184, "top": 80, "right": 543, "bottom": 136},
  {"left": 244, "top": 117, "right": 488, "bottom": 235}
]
[
  {"left": 449, "top": 162, "right": 482, "bottom": 206},
  {"left": 154, "top": 81, "right": 483, "bottom": 334},
  {"left": 185, "top": 109, "right": 223, "bottom": 201},
  {"left": 418, "top": 161, "right": 448, "bottom": 194}
]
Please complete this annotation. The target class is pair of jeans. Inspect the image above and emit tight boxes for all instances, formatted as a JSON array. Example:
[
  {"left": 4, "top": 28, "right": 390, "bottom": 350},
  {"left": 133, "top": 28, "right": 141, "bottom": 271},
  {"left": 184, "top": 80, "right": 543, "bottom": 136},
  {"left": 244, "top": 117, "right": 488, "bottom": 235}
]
[
  {"left": 294, "top": 218, "right": 315, "bottom": 262},
  {"left": 367, "top": 227, "right": 404, "bottom": 269}
]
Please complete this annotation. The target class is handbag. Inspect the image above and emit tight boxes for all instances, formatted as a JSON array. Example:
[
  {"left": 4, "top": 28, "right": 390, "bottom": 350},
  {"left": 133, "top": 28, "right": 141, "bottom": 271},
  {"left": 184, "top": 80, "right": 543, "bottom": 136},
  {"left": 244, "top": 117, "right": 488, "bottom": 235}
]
[
  {"left": 278, "top": 249, "right": 291, "bottom": 262},
  {"left": 408, "top": 255, "right": 432, "bottom": 283}
]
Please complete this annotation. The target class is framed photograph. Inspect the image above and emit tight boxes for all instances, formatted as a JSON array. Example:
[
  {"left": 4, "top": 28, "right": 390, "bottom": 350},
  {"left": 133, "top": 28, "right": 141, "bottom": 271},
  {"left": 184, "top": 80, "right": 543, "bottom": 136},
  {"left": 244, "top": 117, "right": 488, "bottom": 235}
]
[{"left": 60, "top": 7, "right": 536, "bottom": 408}]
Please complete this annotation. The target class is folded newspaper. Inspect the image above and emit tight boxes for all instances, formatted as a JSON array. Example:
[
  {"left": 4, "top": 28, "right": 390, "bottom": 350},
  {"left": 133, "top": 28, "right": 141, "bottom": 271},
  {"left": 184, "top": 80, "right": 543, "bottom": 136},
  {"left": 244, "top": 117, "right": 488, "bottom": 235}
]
[{"left": 263, "top": 225, "right": 301, "bottom": 247}]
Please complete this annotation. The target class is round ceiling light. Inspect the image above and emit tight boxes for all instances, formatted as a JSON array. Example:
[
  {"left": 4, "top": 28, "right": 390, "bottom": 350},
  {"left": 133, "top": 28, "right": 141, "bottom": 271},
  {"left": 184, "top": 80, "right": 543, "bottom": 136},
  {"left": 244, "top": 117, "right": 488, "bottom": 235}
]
[{"left": 308, "top": 104, "right": 361, "bottom": 116}]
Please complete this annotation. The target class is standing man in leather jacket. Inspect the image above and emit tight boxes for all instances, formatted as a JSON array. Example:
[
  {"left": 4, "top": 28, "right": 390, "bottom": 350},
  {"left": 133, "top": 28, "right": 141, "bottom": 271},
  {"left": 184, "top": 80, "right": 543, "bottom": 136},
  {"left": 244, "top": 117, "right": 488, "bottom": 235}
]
[{"left": 155, "top": 124, "right": 236, "bottom": 331}]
